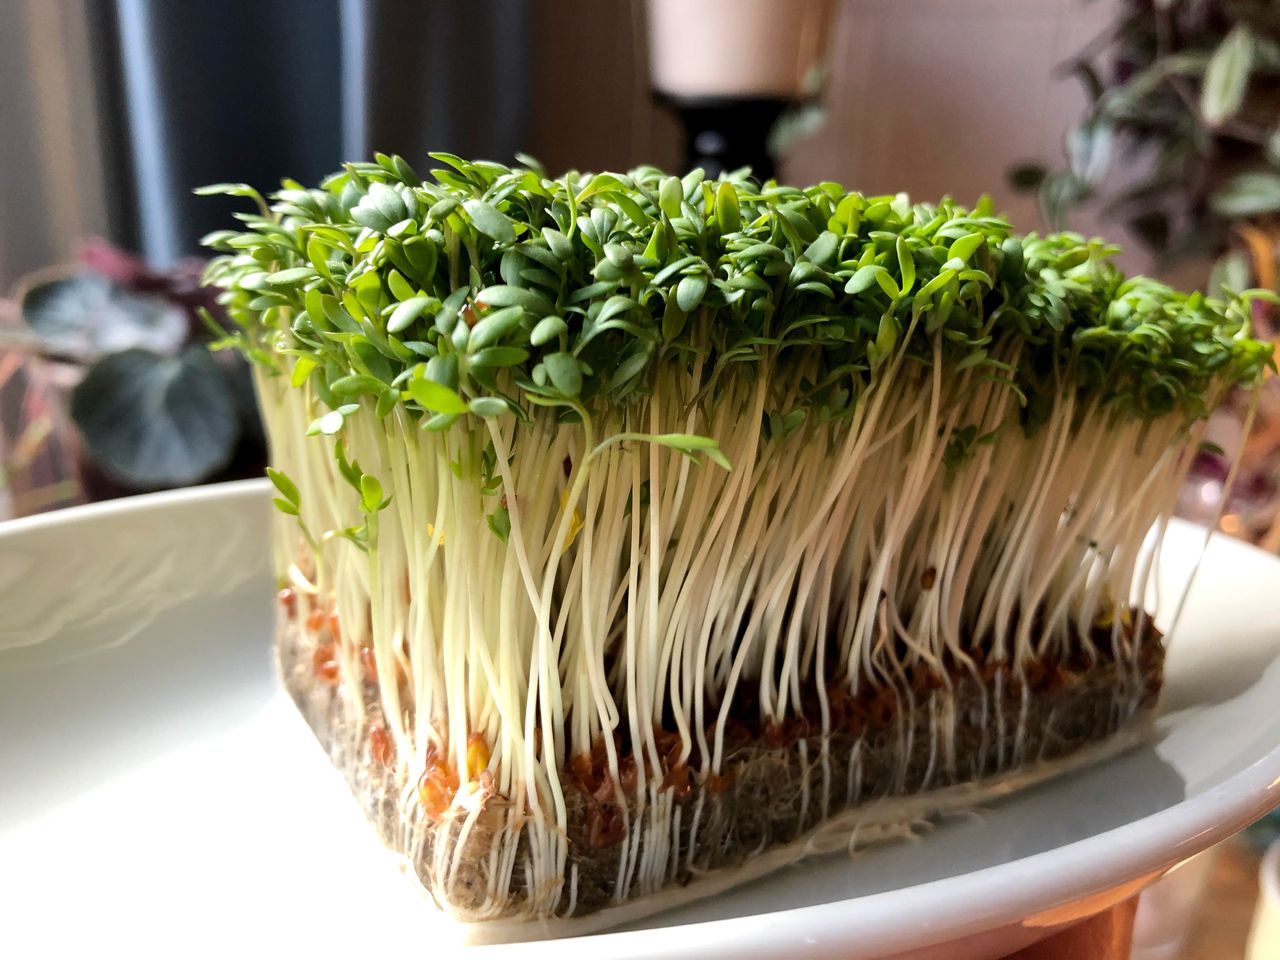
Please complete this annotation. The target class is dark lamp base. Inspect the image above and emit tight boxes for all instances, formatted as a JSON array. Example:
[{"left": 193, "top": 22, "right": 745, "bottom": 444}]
[{"left": 653, "top": 93, "right": 792, "bottom": 181}]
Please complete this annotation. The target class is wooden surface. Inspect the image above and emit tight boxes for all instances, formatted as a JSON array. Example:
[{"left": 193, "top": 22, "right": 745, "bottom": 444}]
[
  {"left": 1009, "top": 898, "right": 1138, "bottom": 959},
  {"left": 1183, "top": 841, "right": 1262, "bottom": 960},
  {"left": 1003, "top": 839, "right": 1262, "bottom": 959}
]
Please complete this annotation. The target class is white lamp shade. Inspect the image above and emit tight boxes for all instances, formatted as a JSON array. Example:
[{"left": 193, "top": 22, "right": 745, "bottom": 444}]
[{"left": 646, "top": 0, "right": 839, "bottom": 100}]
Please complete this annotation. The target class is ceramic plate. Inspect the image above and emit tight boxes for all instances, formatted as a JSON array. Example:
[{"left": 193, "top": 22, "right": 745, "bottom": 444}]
[{"left": 2, "top": 480, "right": 1279, "bottom": 959}]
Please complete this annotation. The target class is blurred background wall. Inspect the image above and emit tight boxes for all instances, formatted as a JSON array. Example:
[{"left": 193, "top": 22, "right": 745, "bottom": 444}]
[{"left": 0, "top": 0, "right": 1124, "bottom": 289}]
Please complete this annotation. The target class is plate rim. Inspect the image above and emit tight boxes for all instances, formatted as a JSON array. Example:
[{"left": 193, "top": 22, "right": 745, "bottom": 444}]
[{"left": 0, "top": 477, "right": 269, "bottom": 538}]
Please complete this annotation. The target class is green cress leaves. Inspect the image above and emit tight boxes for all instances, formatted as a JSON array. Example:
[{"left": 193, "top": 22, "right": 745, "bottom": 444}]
[{"left": 202, "top": 154, "right": 1272, "bottom": 457}]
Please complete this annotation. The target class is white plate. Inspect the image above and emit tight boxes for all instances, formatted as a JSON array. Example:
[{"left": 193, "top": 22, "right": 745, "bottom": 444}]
[{"left": 1, "top": 480, "right": 1278, "bottom": 960}]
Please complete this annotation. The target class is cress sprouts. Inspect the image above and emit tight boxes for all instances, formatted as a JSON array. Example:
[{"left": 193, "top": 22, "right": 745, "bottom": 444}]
[{"left": 203, "top": 154, "right": 1270, "bottom": 920}]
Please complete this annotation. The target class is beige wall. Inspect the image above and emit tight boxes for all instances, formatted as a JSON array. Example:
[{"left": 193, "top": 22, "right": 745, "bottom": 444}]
[{"left": 788, "top": 0, "right": 1111, "bottom": 227}]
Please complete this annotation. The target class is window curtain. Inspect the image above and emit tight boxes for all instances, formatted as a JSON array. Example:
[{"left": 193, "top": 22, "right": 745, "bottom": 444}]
[
  {"left": 110, "top": 0, "right": 532, "bottom": 266},
  {"left": 0, "top": 0, "right": 117, "bottom": 288}
]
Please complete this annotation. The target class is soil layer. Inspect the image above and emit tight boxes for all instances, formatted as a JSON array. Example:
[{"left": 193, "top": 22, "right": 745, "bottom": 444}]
[{"left": 278, "top": 615, "right": 1163, "bottom": 926}]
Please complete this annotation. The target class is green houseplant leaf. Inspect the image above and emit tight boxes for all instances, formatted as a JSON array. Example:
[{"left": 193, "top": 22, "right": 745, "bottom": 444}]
[
  {"left": 69, "top": 345, "right": 239, "bottom": 487},
  {"left": 1211, "top": 172, "right": 1280, "bottom": 218},
  {"left": 1201, "top": 25, "right": 1253, "bottom": 126},
  {"left": 20, "top": 273, "right": 188, "bottom": 362}
]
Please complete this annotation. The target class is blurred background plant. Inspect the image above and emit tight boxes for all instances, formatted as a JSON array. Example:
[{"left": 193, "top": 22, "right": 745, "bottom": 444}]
[
  {"left": 1010, "top": 0, "right": 1280, "bottom": 550},
  {"left": 0, "top": 241, "right": 265, "bottom": 514},
  {"left": 0, "top": 301, "right": 81, "bottom": 518},
  {"left": 1011, "top": 0, "right": 1280, "bottom": 273}
]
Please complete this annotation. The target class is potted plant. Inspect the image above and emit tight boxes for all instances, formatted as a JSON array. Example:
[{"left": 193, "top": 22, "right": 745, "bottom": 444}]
[{"left": 0, "top": 240, "right": 265, "bottom": 514}]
